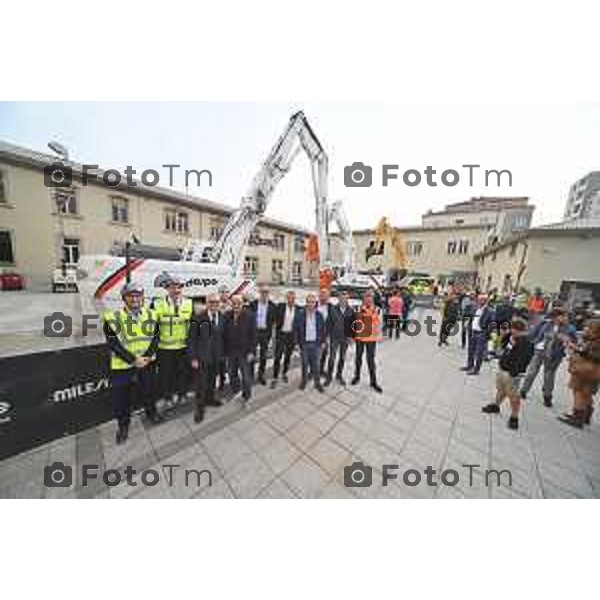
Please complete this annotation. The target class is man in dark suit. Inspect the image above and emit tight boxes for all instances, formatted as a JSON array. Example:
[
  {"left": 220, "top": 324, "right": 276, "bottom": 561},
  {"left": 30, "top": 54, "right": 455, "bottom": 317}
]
[
  {"left": 188, "top": 294, "right": 225, "bottom": 423},
  {"left": 293, "top": 292, "right": 326, "bottom": 392},
  {"left": 271, "top": 290, "right": 298, "bottom": 388},
  {"left": 461, "top": 294, "right": 495, "bottom": 375},
  {"left": 325, "top": 290, "right": 354, "bottom": 386},
  {"left": 317, "top": 287, "right": 333, "bottom": 377},
  {"left": 249, "top": 284, "right": 276, "bottom": 385},
  {"left": 223, "top": 294, "right": 257, "bottom": 405}
]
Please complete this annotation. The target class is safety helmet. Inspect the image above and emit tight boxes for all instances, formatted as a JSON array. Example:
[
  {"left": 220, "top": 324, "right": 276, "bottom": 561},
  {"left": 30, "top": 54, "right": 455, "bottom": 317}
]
[{"left": 121, "top": 282, "right": 144, "bottom": 297}]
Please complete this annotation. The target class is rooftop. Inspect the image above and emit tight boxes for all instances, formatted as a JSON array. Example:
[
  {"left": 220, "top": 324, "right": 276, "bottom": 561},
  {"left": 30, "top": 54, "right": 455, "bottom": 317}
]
[
  {"left": 424, "top": 196, "right": 531, "bottom": 217},
  {"left": 0, "top": 139, "right": 312, "bottom": 236}
]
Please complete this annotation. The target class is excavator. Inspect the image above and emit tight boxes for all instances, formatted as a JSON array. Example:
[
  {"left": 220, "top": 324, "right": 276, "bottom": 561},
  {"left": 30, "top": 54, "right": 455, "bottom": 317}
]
[{"left": 78, "top": 111, "right": 350, "bottom": 311}]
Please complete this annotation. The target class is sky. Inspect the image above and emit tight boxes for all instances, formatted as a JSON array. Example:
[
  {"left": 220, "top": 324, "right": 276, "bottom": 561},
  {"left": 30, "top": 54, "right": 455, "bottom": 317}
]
[{"left": 1, "top": 101, "right": 599, "bottom": 231}]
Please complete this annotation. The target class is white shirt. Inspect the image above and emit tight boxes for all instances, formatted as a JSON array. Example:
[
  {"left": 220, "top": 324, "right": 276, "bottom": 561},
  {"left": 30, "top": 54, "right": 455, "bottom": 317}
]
[
  {"left": 318, "top": 303, "right": 329, "bottom": 321},
  {"left": 256, "top": 301, "right": 268, "bottom": 329},
  {"left": 282, "top": 305, "right": 295, "bottom": 333},
  {"left": 305, "top": 311, "right": 317, "bottom": 342},
  {"left": 472, "top": 307, "right": 484, "bottom": 332}
]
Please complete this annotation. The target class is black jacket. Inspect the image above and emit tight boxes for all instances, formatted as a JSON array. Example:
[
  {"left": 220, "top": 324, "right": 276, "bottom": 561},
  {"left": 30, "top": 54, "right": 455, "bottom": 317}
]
[
  {"left": 187, "top": 311, "right": 224, "bottom": 361},
  {"left": 222, "top": 309, "right": 257, "bottom": 357},
  {"left": 273, "top": 303, "right": 299, "bottom": 334},
  {"left": 498, "top": 335, "right": 535, "bottom": 377},
  {"left": 249, "top": 299, "right": 276, "bottom": 334},
  {"left": 329, "top": 302, "right": 354, "bottom": 342}
]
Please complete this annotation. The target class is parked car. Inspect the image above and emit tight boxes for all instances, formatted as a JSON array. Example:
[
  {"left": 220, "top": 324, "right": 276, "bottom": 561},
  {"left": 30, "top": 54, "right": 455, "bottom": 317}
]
[{"left": 0, "top": 271, "right": 25, "bottom": 291}]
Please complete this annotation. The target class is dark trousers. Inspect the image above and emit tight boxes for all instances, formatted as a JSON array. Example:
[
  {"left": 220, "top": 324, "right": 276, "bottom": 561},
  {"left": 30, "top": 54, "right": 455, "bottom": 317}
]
[
  {"left": 218, "top": 359, "right": 227, "bottom": 389},
  {"left": 439, "top": 318, "right": 457, "bottom": 344},
  {"left": 467, "top": 330, "right": 487, "bottom": 373},
  {"left": 354, "top": 340, "right": 378, "bottom": 384},
  {"left": 327, "top": 338, "right": 348, "bottom": 379},
  {"left": 320, "top": 338, "right": 330, "bottom": 375},
  {"left": 254, "top": 329, "right": 271, "bottom": 380},
  {"left": 157, "top": 348, "right": 188, "bottom": 398},
  {"left": 194, "top": 358, "right": 219, "bottom": 408},
  {"left": 300, "top": 342, "right": 322, "bottom": 386},
  {"left": 401, "top": 307, "right": 411, "bottom": 331},
  {"left": 110, "top": 367, "right": 157, "bottom": 428},
  {"left": 386, "top": 316, "right": 401, "bottom": 339},
  {"left": 228, "top": 355, "right": 253, "bottom": 400},
  {"left": 460, "top": 317, "right": 469, "bottom": 348},
  {"left": 272, "top": 331, "right": 294, "bottom": 380}
]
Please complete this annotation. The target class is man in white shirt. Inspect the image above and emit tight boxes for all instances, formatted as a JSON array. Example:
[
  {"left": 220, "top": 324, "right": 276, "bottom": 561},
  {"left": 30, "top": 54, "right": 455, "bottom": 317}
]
[
  {"left": 271, "top": 290, "right": 298, "bottom": 388},
  {"left": 250, "top": 285, "right": 275, "bottom": 385}
]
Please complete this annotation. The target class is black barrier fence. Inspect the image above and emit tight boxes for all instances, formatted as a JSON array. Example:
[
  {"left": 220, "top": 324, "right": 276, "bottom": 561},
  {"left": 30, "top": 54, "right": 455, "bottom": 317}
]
[{"left": 0, "top": 345, "right": 120, "bottom": 461}]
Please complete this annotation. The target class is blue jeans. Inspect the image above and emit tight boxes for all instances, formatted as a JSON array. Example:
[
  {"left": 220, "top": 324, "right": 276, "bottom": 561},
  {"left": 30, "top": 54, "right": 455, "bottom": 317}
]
[
  {"left": 300, "top": 342, "right": 322, "bottom": 386},
  {"left": 467, "top": 330, "right": 487, "bottom": 373}
]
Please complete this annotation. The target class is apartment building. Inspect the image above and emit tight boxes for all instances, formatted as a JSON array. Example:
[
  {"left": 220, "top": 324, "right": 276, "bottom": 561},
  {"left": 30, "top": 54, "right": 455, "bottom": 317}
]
[{"left": 0, "top": 141, "right": 312, "bottom": 290}]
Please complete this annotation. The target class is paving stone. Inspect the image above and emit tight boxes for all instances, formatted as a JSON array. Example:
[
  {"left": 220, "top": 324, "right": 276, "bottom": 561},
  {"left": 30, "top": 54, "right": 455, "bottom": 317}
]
[{"left": 280, "top": 456, "right": 331, "bottom": 498}]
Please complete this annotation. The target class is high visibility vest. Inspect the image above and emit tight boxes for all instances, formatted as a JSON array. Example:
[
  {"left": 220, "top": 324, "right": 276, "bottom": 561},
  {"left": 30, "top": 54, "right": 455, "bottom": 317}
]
[
  {"left": 527, "top": 296, "right": 545, "bottom": 313},
  {"left": 154, "top": 297, "right": 193, "bottom": 350},
  {"left": 103, "top": 307, "right": 157, "bottom": 371},
  {"left": 354, "top": 306, "right": 383, "bottom": 342}
]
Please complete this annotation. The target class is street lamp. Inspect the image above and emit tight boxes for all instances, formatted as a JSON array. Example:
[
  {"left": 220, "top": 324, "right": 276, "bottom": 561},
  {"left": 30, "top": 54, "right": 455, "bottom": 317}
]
[{"left": 48, "top": 141, "right": 70, "bottom": 280}]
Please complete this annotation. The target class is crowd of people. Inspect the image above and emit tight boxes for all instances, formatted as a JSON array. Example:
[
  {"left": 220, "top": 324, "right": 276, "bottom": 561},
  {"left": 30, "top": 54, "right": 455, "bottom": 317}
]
[
  {"left": 433, "top": 283, "right": 600, "bottom": 431},
  {"left": 102, "top": 276, "right": 600, "bottom": 444},
  {"left": 102, "top": 279, "right": 384, "bottom": 444}
]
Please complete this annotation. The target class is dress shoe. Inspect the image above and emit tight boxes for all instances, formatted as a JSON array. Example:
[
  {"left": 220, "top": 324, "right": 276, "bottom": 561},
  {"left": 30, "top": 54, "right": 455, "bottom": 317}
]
[
  {"left": 370, "top": 383, "right": 383, "bottom": 393},
  {"left": 270, "top": 380, "right": 277, "bottom": 389},
  {"left": 323, "top": 377, "right": 332, "bottom": 387},
  {"left": 351, "top": 377, "right": 360, "bottom": 385},
  {"left": 299, "top": 380, "right": 307, "bottom": 390},
  {"left": 115, "top": 424, "right": 129, "bottom": 444},
  {"left": 459, "top": 366, "right": 471, "bottom": 372},
  {"left": 282, "top": 374, "right": 289, "bottom": 384},
  {"left": 193, "top": 408, "right": 204, "bottom": 424},
  {"left": 336, "top": 376, "right": 346, "bottom": 386},
  {"left": 147, "top": 412, "right": 164, "bottom": 425},
  {"left": 207, "top": 399, "right": 223, "bottom": 407},
  {"left": 466, "top": 370, "right": 479, "bottom": 376},
  {"left": 543, "top": 397, "right": 553, "bottom": 408},
  {"left": 258, "top": 377, "right": 267, "bottom": 386},
  {"left": 482, "top": 403, "right": 500, "bottom": 414},
  {"left": 315, "top": 384, "right": 325, "bottom": 393}
]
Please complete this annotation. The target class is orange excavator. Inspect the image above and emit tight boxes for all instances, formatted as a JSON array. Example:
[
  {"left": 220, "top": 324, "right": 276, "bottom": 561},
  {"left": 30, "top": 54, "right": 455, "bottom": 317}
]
[{"left": 366, "top": 217, "right": 407, "bottom": 282}]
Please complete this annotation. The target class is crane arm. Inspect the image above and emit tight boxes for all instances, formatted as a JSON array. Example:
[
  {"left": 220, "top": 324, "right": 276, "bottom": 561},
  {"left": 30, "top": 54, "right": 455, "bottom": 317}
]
[
  {"left": 328, "top": 200, "right": 354, "bottom": 272},
  {"left": 209, "top": 111, "right": 329, "bottom": 274}
]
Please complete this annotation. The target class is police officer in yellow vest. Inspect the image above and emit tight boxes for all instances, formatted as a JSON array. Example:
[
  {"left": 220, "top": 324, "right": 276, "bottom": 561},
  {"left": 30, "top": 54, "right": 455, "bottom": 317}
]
[
  {"left": 103, "top": 282, "right": 162, "bottom": 444},
  {"left": 154, "top": 277, "right": 193, "bottom": 408}
]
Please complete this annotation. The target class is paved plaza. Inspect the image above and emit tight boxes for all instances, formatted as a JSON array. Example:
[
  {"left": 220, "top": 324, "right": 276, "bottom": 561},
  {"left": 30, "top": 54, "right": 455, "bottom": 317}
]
[{"left": 2, "top": 307, "right": 600, "bottom": 499}]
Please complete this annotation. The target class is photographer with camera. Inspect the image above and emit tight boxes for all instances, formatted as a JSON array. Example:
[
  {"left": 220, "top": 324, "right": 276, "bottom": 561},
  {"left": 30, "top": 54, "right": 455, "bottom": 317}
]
[
  {"left": 103, "top": 282, "right": 162, "bottom": 445},
  {"left": 351, "top": 290, "right": 383, "bottom": 393}
]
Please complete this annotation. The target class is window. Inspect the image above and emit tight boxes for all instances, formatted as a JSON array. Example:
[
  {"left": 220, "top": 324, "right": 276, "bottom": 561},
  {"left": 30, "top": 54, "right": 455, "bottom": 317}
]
[
  {"left": 55, "top": 189, "right": 78, "bottom": 215},
  {"left": 165, "top": 209, "right": 189, "bottom": 234},
  {"left": 406, "top": 241, "right": 423, "bottom": 256},
  {"left": 0, "top": 170, "right": 6, "bottom": 203},
  {"left": 455, "top": 218, "right": 464, "bottom": 225},
  {"left": 294, "top": 235, "right": 305, "bottom": 253},
  {"left": 272, "top": 259, "right": 284, "bottom": 283},
  {"left": 209, "top": 219, "right": 224, "bottom": 241},
  {"left": 111, "top": 196, "right": 129, "bottom": 224},
  {"left": 292, "top": 261, "right": 302, "bottom": 279},
  {"left": 458, "top": 239, "right": 469, "bottom": 254},
  {"left": 243, "top": 256, "right": 258, "bottom": 277},
  {"left": 0, "top": 230, "right": 14, "bottom": 263},
  {"left": 447, "top": 240, "right": 457, "bottom": 255},
  {"left": 273, "top": 233, "right": 285, "bottom": 251},
  {"left": 62, "top": 237, "right": 80, "bottom": 265},
  {"left": 511, "top": 214, "right": 529, "bottom": 231}
]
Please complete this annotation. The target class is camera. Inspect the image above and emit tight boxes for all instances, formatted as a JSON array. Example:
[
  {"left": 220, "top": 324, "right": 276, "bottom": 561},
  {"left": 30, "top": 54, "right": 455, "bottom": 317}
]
[
  {"left": 344, "top": 162, "right": 372, "bottom": 187},
  {"left": 44, "top": 161, "right": 73, "bottom": 187},
  {"left": 44, "top": 462, "right": 73, "bottom": 488},
  {"left": 44, "top": 312, "right": 73, "bottom": 337},
  {"left": 344, "top": 312, "right": 373, "bottom": 339},
  {"left": 344, "top": 462, "right": 372, "bottom": 487}
]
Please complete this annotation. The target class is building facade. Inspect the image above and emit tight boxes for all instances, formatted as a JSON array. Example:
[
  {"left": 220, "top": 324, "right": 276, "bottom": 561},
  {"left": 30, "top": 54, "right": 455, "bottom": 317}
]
[
  {"left": 564, "top": 171, "right": 600, "bottom": 220},
  {"left": 475, "top": 218, "right": 600, "bottom": 293},
  {"left": 0, "top": 142, "right": 313, "bottom": 290}
]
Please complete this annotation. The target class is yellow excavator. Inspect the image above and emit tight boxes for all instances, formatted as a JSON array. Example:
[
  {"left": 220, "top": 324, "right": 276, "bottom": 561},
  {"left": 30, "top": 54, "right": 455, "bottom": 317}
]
[{"left": 365, "top": 217, "right": 408, "bottom": 283}]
